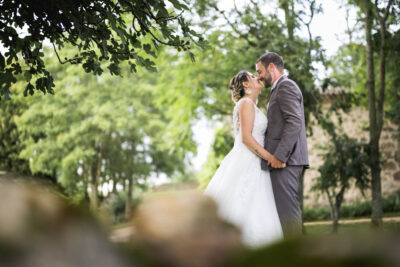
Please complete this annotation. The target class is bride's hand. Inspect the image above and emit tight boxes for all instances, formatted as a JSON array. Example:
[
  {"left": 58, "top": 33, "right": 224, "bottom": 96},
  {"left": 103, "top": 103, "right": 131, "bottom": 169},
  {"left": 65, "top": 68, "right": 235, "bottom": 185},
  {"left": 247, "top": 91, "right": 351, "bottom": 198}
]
[{"left": 269, "top": 155, "right": 286, "bottom": 168}]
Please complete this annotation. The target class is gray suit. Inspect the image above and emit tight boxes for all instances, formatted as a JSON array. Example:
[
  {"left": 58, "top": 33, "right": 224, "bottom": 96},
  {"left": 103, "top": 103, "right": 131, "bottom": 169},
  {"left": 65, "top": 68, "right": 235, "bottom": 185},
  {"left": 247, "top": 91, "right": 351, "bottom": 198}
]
[{"left": 261, "top": 75, "right": 309, "bottom": 238}]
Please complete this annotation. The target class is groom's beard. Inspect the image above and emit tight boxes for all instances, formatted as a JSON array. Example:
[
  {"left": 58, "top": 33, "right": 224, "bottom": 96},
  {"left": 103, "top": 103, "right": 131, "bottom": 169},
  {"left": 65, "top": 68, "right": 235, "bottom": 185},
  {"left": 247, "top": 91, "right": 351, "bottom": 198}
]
[
  {"left": 266, "top": 77, "right": 272, "bottom": 87},
  {"left": 263, "top": 75, "right": 272, "bottom": 88}
]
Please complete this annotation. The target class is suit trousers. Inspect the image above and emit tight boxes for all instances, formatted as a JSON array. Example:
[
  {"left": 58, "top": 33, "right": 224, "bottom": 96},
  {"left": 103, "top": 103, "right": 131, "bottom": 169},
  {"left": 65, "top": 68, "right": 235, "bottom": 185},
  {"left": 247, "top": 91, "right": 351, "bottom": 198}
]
[{"left": 269, "top": 165, "right": 303, "bottom": 238}]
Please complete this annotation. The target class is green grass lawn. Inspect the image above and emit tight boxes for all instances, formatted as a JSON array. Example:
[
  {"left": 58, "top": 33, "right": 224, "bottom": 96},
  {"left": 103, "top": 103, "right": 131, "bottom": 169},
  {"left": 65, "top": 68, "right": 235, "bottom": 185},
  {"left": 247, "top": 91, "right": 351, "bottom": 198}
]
[{"left": 305, "top": 221, "right": 400, "bottom": 235}]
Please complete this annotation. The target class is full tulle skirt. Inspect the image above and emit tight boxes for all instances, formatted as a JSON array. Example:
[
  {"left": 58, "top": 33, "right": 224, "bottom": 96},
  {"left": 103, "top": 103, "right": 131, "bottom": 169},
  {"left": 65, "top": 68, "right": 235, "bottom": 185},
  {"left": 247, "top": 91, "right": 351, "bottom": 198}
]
[{"left": 204, "top": 142, "right": 283, "bottom": 247}]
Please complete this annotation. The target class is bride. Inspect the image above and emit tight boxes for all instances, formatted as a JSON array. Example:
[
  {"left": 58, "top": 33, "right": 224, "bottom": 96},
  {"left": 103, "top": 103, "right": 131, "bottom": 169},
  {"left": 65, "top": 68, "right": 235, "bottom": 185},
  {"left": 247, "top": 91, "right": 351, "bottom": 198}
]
[{"left": 204, "top": 70, "right": 283, "bottom": 247}]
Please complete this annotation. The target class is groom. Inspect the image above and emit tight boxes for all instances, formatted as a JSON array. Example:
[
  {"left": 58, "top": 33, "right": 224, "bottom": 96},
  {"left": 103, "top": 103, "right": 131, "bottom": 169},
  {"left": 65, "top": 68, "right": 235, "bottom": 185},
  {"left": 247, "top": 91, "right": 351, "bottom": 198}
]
[{"left": 256, "top": 52, "right": 309, "bottom": 238}]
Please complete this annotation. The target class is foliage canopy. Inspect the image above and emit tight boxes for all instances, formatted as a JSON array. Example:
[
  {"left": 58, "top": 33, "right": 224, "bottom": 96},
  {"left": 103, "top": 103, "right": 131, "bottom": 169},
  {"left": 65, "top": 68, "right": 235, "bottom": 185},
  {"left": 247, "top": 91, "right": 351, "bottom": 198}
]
[{"left": 0, "top": 0, "right": 205, "bottom": 99}]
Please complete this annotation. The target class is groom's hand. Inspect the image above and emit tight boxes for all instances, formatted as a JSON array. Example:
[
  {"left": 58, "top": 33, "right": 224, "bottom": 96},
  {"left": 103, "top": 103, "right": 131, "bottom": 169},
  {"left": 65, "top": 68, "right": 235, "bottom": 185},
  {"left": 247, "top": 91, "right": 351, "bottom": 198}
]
[{"left": 269, "top": 155, "right": 286, "bottom": 168}]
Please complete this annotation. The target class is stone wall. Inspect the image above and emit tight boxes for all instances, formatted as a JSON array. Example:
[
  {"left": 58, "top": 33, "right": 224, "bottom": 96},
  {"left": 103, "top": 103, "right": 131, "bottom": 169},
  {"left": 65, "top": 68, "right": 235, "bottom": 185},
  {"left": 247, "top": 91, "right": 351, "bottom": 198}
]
[{"left": 304, "top": 102, "right": 400, "bottom": 207}]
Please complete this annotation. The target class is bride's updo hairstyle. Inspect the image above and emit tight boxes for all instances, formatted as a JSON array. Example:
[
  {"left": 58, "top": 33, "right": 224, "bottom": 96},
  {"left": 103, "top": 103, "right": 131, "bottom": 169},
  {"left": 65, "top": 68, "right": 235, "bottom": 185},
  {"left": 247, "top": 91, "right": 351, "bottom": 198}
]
[{"left": 229, "top": 71, "right": 249, "bottom": 103}]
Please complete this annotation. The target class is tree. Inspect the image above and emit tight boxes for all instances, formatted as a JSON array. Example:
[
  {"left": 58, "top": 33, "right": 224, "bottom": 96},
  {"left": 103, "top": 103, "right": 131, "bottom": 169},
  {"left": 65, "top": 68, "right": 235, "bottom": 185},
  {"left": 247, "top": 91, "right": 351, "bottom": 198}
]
[
  {"left": 313, "top": 92, "right": 370, "bottom": 232},
  {"left": 0, "top": 0, "right": 205, "bottom": 99},
  {"left": 313, "top": 134, "right": 370, "bottom": 232},
  {"left": 357, "top": 0, "right": 397, "bottom": 227},
  {"left": 0, "top": 81, "right": 30, "bottom": 173},
  {"left": 0, "top": 78, "right": 61, "bottom": 186},
  {"left": 368, "top": 0, "right": 396, "bottom": 227},
  {"left": 15, "top": 47, "right": 193, "bottom": 211},
  {"left": 328, "top": 0, "right": 399, "bottom": 228}
]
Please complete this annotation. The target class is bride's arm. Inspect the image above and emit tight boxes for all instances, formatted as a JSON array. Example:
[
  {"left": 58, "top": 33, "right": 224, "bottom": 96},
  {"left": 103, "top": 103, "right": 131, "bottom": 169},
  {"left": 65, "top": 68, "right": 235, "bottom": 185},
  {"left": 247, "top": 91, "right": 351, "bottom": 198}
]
[{"left": 239, "top": 100, "right": 272, "bottom": 162}]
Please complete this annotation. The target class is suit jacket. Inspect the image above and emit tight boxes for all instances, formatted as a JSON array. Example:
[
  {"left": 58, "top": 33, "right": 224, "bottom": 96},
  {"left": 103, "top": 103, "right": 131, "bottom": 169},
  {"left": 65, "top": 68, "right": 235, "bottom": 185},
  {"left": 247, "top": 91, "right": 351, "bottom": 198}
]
[{"left": 261, "top": 76, "right": 310, "bottom": 170}]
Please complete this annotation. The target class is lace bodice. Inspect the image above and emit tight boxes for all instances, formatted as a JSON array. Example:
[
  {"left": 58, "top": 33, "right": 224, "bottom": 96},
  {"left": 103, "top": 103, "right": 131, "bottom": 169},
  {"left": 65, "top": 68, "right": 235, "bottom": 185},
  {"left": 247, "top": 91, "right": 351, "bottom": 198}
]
[{"left": 233, "top": 98, "right": 268, "bottom": 146}]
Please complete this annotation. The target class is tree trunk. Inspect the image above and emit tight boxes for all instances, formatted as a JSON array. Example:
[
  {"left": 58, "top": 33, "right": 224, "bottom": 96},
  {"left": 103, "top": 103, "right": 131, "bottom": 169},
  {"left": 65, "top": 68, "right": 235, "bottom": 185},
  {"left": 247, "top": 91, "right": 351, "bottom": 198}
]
[
  {"left": 280, "top": 0, "right": 295, "bottom": 41},
  {"left": 88, "top": 142, "right": 104, "bottom": 212},
  {"left": 112, "top": 177, "right": 117, "bottom": 193},
  {"left": 125, "top": 176, "right": 133, "bottom": 220},
  {"left": 122, "top": 178, "right": 126, "bottom": 191},
  {"left": 333, "top": 186, "right": 345, "bottom": 234},
  {"left": 363, "top": 0, "right": 383, "bottom": 228},
  {"left": 88, "top": 182, "right": 98, "bottom": 211},
  {"left": 125, "top": 144, "right": 136, "bottom": 221},
  {"left": 370, "top": 0, "right": 393, "bottom": 228},
  {"left": 325, "top": 189, "right": 337, "bottom": 233},
  {"left": 332, "top": 207, "right": 339, "bottom": 233}
]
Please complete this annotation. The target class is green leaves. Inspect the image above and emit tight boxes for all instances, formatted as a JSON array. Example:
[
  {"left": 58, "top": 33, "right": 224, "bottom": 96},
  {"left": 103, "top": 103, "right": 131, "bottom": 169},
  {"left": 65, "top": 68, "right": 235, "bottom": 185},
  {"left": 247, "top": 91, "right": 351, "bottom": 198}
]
[
  {"left": 168, "top": 0, "right": 190, "bottom": 11},
  {"left": 0, "top": 68, "right": 17, "bottom": 100},
  {"left": 1, "top": 0, "right": 205, "bottom": 98},
  {"left": 0, "top": 52, "right": 5, "bottom": 69},
  {"left": 23, "top": 70, "right": 32, "bottom": 82},
  {"left": 0, "top": 88, "right": 30, "bottom": 173},
  {"left": 115, "top": 27, "right": 127, "bottom": 47},
  {"left": 143, "top": 44, "right": 156, "bottom": 58},
  {"left": 107, "top": 62, "right": 120, "bottom": 75},
  {"left": 23, "top": 83, "right": 34, "bottom": 97}
]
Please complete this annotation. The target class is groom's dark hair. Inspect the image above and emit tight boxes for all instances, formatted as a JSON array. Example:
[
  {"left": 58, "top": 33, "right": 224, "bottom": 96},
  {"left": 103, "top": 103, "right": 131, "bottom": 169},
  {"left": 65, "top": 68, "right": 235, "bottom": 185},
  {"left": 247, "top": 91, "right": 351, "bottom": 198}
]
[{"left": 257, "top": 52, "right": 284, "bottom": 71}]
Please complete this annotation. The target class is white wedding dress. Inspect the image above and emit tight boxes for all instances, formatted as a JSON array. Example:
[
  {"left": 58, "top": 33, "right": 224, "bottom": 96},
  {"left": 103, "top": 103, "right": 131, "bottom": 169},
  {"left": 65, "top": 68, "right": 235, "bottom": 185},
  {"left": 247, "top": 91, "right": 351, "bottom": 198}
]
[{"left": 204, "top": 97, "right": 283, "bottom": 247}]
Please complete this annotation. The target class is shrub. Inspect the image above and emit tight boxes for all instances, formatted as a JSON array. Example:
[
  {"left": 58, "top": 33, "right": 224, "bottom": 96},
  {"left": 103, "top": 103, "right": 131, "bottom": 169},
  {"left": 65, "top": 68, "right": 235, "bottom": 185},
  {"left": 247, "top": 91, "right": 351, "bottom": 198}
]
[{"left": 303, "top": 190, "right": 400, "bottom": 222}]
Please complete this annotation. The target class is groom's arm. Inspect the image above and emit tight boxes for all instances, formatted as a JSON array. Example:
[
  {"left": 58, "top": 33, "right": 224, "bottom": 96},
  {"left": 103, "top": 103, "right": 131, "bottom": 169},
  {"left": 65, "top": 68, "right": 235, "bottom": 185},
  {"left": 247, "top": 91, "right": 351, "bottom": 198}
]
[{"left": 273, "top": 81, "right": 302, "bottom": 163}]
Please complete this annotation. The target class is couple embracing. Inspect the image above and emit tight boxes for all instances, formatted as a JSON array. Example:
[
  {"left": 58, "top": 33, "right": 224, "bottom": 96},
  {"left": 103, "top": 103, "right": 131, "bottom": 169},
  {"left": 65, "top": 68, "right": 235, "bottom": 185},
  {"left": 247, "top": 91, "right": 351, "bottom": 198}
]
[{"left": 204, "top": 52, "right": 309, "bottom": 247}]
